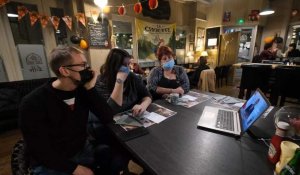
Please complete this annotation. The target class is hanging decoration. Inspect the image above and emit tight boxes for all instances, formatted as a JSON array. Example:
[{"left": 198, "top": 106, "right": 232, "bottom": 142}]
[
  {"left": 134, "top": 2, "right": 142, "bottom": 14},
  {"left": 62, "top": 16, "right": 72, "bottom": 30},
  {"left": 40, "top": 15, "right": 49, "bottom": 28},
  {"left": 264, "top": 36, "right": 274, "bottom": 44},
  {"left": 118, "top": 5, "right": 126, "bottom": 16},
  {"left": 223, "top": 11, "right": 231, "bottom": 22},
  {"left": 70, "top": 35, "right": 82, "bottom": 44},
  {"left": 80, "top": 39, "right": 89, "bottom": 49},
  {"left": 50, "top": 16, "right": 60, "bottom": 31},
  {"left": 248, "top": 10, "right": 260, "bottom": 21},
  {"left": 29, "top": 11, "right": 39, "bottom": 27},
  {"left": 148, "top": 0, "right": 158, "bottom": 10},
  {"left": 17, "top": 6, "right": 28, "bottom": 21},
  {"left": 76, "top": 13, "right": 86, "bottom": 27},
  {"left": 0, "top": 0, "right": 9, "bottom": 7}
]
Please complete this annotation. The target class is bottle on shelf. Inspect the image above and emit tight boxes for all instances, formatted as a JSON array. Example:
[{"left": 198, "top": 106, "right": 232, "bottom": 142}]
[
  {"left": 279, "top": 148, "right": 300, "bottom": 175},
  {"left": 268, "top": 121, "right": 290, "bottom": 164}
]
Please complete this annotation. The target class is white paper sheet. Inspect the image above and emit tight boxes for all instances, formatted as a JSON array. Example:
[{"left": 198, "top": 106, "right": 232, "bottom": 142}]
[
  {"left": 145, "top": 112, "right": 167, "bottom": 124},
  {"left": 181, "top": 95, "right": 197, "bottom": 101}
]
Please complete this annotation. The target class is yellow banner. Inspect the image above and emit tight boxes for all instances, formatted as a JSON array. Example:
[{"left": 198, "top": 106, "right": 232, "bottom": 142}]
[{"left": 135, "top": 19, "right": 176, "bottom": 60}]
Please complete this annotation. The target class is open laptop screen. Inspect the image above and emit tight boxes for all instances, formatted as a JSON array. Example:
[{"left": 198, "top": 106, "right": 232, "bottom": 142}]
[{"left": 240, "top": 90, "right": 270, "bottom": 132}]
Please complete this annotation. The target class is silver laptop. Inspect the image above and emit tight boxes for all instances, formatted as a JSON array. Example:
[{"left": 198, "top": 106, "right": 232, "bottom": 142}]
[{"left": 197, "top": 89, "right": 271, "bottom": 136}]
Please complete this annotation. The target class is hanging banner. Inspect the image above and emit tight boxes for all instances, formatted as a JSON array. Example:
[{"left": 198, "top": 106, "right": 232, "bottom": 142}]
[
  {"left": 76, "top": 13, "right": 86, "bottom": 27},
  {"left": 62, "top": 16, "right": 72, "bottom": 31},
  {"left": 51, "top": 16, "right": 60, "bottom": 31},
  {"left": 135, "top": 19, "right": 176, "bottom": 60},
  {"left": 40, "top": 15, "right": 49, "bottom": 28}
]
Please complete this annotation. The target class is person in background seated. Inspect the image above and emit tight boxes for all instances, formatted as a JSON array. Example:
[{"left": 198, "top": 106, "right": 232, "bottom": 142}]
[
  {"left": 89, "top": 48, "right": 152, "bottom": 138},
  {"left": 189, "top": 56, "right": 210, "bottom": 88},
  {"left": 285, "top": 43, "right": 300, "bottom": 58},
  {"left": 147, "top": 46, "right": 189, "bottom": 100},
  {"left": 260, "top": 42, "right": 276, "bottom": 61},
  {"left": 129, "top": 55, "right": 145, "bottom": 75},
  {"left": 20, "top": 46, "right": 119, "bottom": 175}
]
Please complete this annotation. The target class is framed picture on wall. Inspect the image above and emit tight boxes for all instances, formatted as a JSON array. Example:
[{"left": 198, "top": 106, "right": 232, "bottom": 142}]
[
  {"left": 189, "top": 34, "right": 195, "bottom": 42},
  {"left": 189, "top": 43, "right": 194, "bottom": 51},
  {"left": 196, "top": 27, "right": 205, "bottom": 50},
  {"left": 205, "top": 27, "right": 220, "bottom": 49}
]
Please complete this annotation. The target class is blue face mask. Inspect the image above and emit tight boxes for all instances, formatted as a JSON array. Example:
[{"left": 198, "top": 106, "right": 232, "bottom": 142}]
[
  {"left": 119, "top": 65, "right": 130, "bottom": 74},
  {"left": 162, "top": 59, "right": 175, "bottom": 70}
]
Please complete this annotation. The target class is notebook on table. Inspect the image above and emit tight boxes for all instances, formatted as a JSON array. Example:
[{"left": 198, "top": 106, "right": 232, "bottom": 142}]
[{"left": 197, "top": 89, "right": 271, "bottom": 137}]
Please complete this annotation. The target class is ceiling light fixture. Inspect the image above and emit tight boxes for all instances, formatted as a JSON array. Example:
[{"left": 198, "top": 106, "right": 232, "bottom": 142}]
[
  {"left": 259, "top": 0, "right": 275, "bottom": 16},
  {"left": 7, "top": 13, "right": 18, "bottom": 18}
]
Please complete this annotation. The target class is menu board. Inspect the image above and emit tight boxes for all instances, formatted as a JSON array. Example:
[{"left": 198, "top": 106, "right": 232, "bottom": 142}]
[{"left": 88, "top": 21, "right": 109, "bottom": 48}]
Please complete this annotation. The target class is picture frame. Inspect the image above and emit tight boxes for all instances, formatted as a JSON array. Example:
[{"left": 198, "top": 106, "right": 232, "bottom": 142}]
[
  {"left": 197, "top": 27, "right": 205, "bottom": 39},
  {"left": 196, "top": 27, "right": 205, "bottom": 50},
  {"left": 189, "top": 34, "right": 195, "bottom": 42},
  {"left": 189, "top": 43, "right": 194, "bottom": 51}
]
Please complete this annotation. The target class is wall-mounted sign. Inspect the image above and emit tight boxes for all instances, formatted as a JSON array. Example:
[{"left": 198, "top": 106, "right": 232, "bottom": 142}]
[
  {"left": 88, "top": 18, "right": 109, "bottom": 48},
  {"left": 17, "top": 44, "right": 50, "bottom": 80}
]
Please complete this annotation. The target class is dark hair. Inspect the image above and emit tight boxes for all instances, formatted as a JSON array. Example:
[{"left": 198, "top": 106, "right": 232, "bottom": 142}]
[
  {"left": 157, "top": 46, "right": 174, "bottom": 61},
  {"left": 289, "top": 43, "right": 296, "bottom": 50},
  {"left": 100, "top": 48, "right": 130, "bottom": 91},
  {"left": 264, "top": 42, "right": 273, "bottom": 50},
  {"left": 199, "top": 56, "right": 207, "bottom": 65},
  {"left": 49, "top": 46, "right": 83, "bottom": 76}
]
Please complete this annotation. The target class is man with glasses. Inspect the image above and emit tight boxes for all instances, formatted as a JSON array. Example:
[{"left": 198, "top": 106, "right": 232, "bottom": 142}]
[{"left": 19, "top": 46, "right": 127, "bottom": 175}]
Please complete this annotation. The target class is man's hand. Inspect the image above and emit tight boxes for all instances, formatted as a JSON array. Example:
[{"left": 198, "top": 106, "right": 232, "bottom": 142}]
[
  {"left": 84, "top": 70, "right": 99, "bottom": 90},
  {"left": 132, "top": 104, "right": 146, "bottom": 117},
  {"left": 73, "top": 165, "right": 94, "bottom": 175}
]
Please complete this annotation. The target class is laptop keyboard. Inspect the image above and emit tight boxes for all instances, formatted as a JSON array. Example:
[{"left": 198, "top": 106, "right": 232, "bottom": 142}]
[{"left": 216, "top": 110, "right": 234, "bottom": 131}]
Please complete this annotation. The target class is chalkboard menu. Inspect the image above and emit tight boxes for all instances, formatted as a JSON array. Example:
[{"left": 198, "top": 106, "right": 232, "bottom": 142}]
[{"left": 88, "top": 21, "right": 109, "bottom": 48}]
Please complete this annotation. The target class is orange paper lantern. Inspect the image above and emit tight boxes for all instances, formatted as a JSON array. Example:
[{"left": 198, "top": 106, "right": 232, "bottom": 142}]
[
  {"left": 148, "top": 0, "right": 158, "bottom": 10},
  {"left": 118, "top": 6, "right": 126, "bottom": 16},
  {"left": 80, "top": 39, "right": 88, "bottom": 49},
  {"left": 264, "top": 36, "right": 274, "bottom": 44},
  {"left": 134, "top": 2, "right": 143, "bottom": 14}
]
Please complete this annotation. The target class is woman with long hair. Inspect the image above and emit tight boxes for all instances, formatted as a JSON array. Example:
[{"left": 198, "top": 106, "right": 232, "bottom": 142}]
[{"left": 96, "top": 48, "right": 151, "bottom": 114}]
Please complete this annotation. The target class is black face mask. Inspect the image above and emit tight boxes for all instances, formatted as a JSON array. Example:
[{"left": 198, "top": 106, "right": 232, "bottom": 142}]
[{"left": 79, "top": 68, "right": 94, "bottom": 84}]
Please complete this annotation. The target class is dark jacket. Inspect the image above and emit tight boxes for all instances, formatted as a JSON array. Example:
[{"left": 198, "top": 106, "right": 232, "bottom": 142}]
[{"left": 19, "top": 79, "right": 114, "bottom": 174}]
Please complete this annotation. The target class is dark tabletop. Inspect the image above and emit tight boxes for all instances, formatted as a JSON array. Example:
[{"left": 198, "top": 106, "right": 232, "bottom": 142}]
[{"left": 120, "top": 92, "right": 278, "bottom": 175}]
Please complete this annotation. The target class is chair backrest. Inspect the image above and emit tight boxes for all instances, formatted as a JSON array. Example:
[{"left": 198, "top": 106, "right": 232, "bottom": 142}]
[
  {"left": 198, "top": 69, "right": 216, "bottom": 92},
  {"left": 240, "top": 64, "right": 273, "bottom": 92},
  {"left": 274, "top": 66, "right": 300, "bottom": 99}
]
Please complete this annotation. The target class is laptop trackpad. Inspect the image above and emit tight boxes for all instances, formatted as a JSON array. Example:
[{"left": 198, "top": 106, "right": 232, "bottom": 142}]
[{"left": 200, "top": 111, "right": 216, "bottom": 127}]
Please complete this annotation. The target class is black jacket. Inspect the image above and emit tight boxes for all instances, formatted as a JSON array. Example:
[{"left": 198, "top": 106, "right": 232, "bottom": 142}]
[{"left": 19, "top": 79, "right": 114, "bottom": 174}]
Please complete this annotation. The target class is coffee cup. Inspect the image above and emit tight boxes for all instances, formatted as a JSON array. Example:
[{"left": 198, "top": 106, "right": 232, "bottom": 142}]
[{"left": 170, "top": 93, "right": 179, "bottom": 105}]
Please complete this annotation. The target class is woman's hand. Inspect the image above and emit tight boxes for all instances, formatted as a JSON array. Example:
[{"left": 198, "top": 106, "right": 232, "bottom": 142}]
[
  {"left": 174, "top": 87, "right": 184, "bottom": 95},
  {"left": 132, "top": 104, "right": 146, "bottom": 117}
]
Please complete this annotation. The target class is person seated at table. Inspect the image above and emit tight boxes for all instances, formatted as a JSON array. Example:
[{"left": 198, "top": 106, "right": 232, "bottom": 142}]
[
  {"left": 19, "top": 46, "right": 123, "bottom": 175},
  {"left": 284, "top": 43, "right": 300, "bottom": 58},
  {"left": 89, "top": 48, "right": 152, "bottom": 140},
  {"left": 188, "top": 56, "right": 210, "bottom": 88},
  {"left": 129, "top": 55, "right": 145, "bottom": 75},
  {"left": 147, "top": 46, "right": 189, "bottom": 100},
  {"left": 260, "top": 42, "right": 276, "bottom": 61}
]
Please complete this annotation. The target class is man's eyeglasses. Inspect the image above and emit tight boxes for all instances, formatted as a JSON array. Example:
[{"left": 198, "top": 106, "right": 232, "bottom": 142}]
[{"left": 62, "top": 63, "right": 90, "bottom": 72}]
